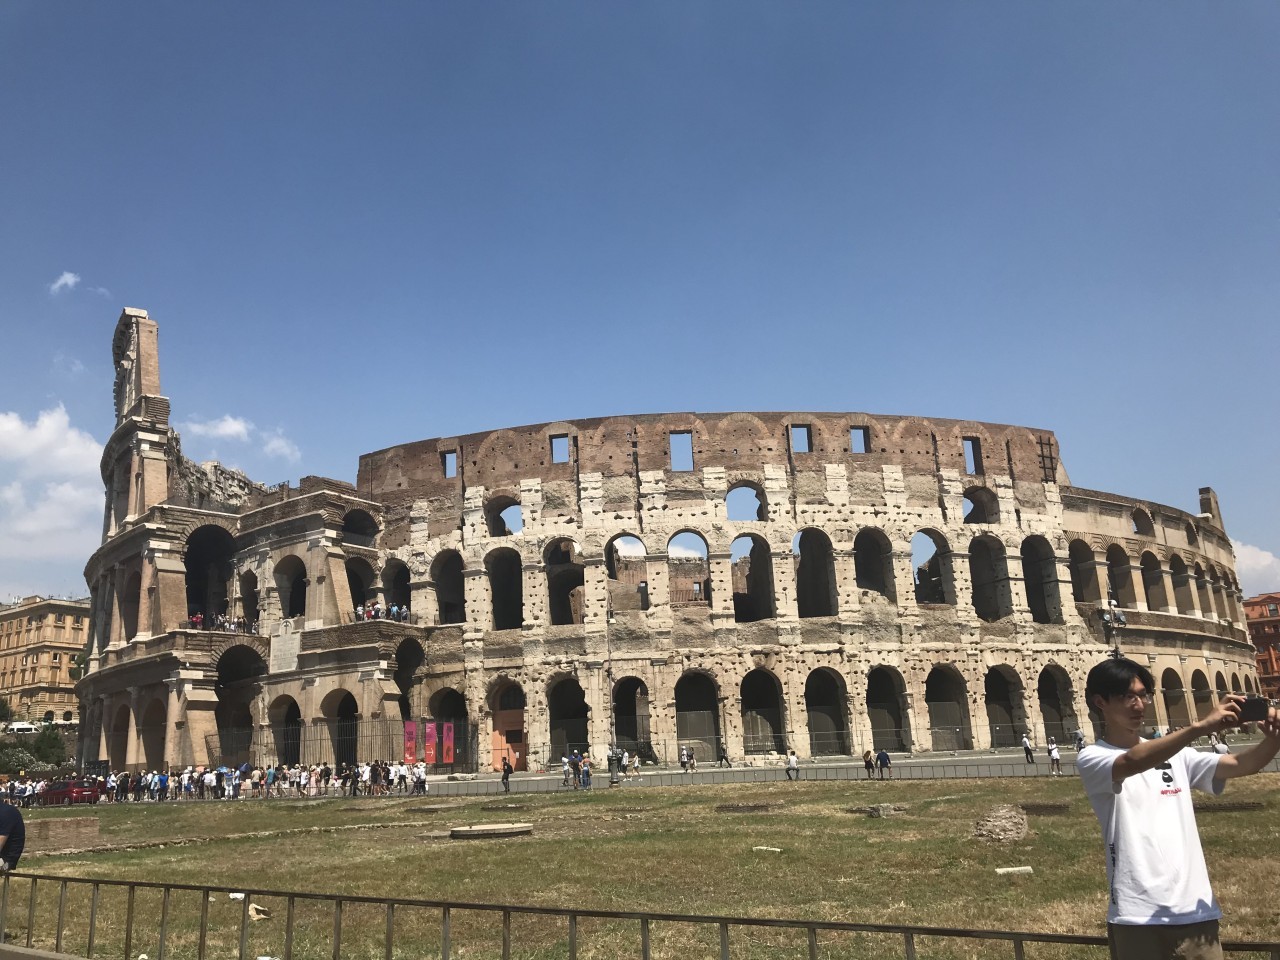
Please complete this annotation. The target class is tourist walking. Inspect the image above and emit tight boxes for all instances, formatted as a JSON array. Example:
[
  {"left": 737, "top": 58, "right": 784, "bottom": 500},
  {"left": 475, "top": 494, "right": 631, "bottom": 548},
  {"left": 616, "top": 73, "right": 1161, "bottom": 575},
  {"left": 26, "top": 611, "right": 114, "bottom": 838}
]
[
  {"left": 1022, "top": 733, "right": 1035, "bottom": 763},
  {"left": 785, "top": 750, "right": 799, "bottom": 781},
  {"left": 501, "top": 756, "right": 513, "bottom": 792},
  {"left": 862, "top": 750, "right": 875, "bottom": 779},
  {"left": 876, "top": 748, "right": 892, "bottom": 780}
]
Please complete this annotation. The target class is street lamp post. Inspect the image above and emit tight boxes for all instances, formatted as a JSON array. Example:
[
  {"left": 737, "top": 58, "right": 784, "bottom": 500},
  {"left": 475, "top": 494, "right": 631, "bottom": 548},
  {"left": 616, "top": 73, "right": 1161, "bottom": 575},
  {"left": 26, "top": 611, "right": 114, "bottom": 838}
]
[{"left": 1099, "top": 599, "right": 1127, "bottom": 659}]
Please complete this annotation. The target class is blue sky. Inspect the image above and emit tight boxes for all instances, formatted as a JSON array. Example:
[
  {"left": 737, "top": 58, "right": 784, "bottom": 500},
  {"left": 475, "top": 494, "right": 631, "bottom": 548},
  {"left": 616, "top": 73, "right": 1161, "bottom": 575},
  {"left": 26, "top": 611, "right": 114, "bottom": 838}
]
[{"left": 2, "top": 2, "right": 1278, "bottom": 600}]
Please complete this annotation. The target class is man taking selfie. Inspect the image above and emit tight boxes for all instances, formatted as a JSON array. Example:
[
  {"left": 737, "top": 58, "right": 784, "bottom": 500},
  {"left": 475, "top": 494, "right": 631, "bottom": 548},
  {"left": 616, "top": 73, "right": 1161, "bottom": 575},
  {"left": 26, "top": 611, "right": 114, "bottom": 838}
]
[{"left": 1079, "top": 658, "right": 1280, "bottom": 960}]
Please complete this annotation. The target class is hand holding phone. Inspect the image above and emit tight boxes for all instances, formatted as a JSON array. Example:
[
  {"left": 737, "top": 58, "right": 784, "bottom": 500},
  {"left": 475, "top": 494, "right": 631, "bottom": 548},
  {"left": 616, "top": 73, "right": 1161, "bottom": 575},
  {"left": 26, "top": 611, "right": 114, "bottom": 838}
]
[{"left": 1237, "top": 697, "right": 1270, "bottom": 724}]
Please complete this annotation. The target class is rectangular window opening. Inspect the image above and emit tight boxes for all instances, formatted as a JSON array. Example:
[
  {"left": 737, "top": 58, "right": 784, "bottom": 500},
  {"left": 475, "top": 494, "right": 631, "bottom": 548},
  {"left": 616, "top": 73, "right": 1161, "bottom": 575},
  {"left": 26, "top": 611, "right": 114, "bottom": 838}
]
[
  {"left": 441, "top": 450, "right": 457, "bottom": 479},
  {"left": 850, "top": 426, "right": 870, "bottom": 454},
  {"left": 963, "top": 437, "right": 984, "bottom": 475},
  {"left": 790, "top": 424, "right": 812, "bottom": 454},
  {"left": 669, "top": 431, "right": 694, "bottom": 472},
  {"left": 550, "top": 435, "right": 570, "bottom": 464}
]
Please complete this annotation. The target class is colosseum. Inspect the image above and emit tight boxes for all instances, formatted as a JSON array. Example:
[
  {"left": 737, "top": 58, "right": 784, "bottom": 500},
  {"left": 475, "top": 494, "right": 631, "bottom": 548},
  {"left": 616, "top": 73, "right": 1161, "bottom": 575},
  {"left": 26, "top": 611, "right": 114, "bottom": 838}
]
[{"left": 76, "top": 308, "right": 1259, "bottom": 773}]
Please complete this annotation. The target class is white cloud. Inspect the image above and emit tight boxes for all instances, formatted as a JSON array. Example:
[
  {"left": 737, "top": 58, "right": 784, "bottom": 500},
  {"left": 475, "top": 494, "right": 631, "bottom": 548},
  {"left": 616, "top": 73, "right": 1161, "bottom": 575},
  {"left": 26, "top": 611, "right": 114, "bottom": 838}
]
[
  {"left": 0, "top": 407, "right": 103, "bottom": 598},
  {"left": 49, "top": 271, "right": 81, "bottom": 294},
  {"left": 1232, "top": 540, "right": 1280, "bottom": 598},
  {"left": 90, "top": 286, "right": 112, "bottom": 299},
  {"left": 181, "top": 415, "right": 253, "bottom": 442},
  {"left": 52, "top": 352, "right": 85, "bottom": 377},
  {"left": 262, "top": 430, "right": 301, "bottom": 463}
]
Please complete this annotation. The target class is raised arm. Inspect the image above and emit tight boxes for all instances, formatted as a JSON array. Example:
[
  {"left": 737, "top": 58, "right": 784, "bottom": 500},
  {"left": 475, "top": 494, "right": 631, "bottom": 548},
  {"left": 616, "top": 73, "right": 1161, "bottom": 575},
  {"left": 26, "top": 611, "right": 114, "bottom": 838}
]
[{"left": 1213, "top": 705, "right": 1280, "bottom": 780}]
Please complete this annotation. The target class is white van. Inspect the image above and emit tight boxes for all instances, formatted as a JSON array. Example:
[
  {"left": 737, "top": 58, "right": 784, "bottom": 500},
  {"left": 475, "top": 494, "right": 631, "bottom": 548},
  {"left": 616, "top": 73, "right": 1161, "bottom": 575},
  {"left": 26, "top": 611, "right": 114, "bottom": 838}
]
[{"left": 5, "top": 722, "right": 39, "bottom": 735}]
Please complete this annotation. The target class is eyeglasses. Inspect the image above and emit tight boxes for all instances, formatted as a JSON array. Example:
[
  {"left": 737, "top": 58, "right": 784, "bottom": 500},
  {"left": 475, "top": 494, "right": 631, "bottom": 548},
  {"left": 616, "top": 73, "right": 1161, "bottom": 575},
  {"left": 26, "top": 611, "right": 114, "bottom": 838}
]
[{"left": 1117, "top": 691, "right": 1153, "bottom": 706}]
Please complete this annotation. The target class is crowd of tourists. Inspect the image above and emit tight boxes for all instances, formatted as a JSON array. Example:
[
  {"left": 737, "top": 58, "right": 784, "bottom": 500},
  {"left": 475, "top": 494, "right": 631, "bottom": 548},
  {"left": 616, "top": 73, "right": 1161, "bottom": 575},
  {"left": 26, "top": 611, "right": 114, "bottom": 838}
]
[
  {"left": 90, "top": 761, "right": 434, "bottom": 803},
  {"left": 186, "top": 612, "right": 257, "bottom": 633},
  {"left": 353, "top": 601, "right": 412, "bottom": 623}
]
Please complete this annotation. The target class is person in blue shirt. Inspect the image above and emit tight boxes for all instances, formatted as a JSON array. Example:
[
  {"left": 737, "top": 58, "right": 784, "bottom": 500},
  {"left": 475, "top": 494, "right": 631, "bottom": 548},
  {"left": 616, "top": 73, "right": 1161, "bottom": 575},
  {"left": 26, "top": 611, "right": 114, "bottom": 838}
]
[{"left": 0, "top": 802, "right": 25, "bottom": 872}]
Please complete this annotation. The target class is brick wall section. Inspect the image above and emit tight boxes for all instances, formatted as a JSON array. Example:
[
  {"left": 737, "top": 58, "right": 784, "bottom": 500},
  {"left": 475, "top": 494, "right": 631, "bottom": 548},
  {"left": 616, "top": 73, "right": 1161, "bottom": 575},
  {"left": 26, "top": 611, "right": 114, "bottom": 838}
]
[{"left": 23, "top": 817, "right": 99, "bottom": 854}]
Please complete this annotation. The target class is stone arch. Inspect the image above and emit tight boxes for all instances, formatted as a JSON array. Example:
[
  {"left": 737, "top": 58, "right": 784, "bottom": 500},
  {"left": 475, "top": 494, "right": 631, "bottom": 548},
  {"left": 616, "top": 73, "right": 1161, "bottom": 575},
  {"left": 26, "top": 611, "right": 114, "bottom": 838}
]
[
  {"left": 121, "top": 570, "right": 142, "bottom": 640},
  {"left": 1131, "top": 507, "right": 1155, "bottom": 538},
  {"left": 730, "top": 533, "right": 775, "bottom": 623},
  {"left": 429, "top": 687, "right": 467, "bottom": 721},
  {"left": 1140, "top": 552, "right": 1168, "bottom": 612},
  {"left": 962, "top": 487, "right": 999, "bottom": 525},
  {"left": 1068, "top": 540, "right": 1102, "bottom": 604},
  {"left": 968, "top": 535, "right": 1012, "bottom": 622},
  {"left": 268, "top": 695, "right": 303, "bottom": 766},
  {"left": 674, "top": 670, "right": 721, "bottom": 763},
  {"left": 612, "top": 677, "right": 652, "bottom": 758},
  {"left": 667, "top": 531, "right": 711, "bottom": 605},
  {"left": 1190, "top": 670, "right": 1213, "bottom": 721},
  {"left": 805, "top": 668, "right": 849, "bottom": 756},
  {"left": 215, "top": 643, "right": 266, "bottom": 767},
  {"left": 1168, "top": 554, "right": 1195, "bottom": 615},
  {"left": 925, "top": 664, "right": 973, "bottom": 751},
  {"left": 1037, "top": 665, "right": 1078, "bottom": 744},
  {"left": 866, "top": 666, "right": 910, "bottom": 751},
  {"left": 239, "top": 570, "right": 259, "bottom": 627},
  {"left": 1244, "top": 675, "right": 1256, "bottom": 695},
  {"left": 1020, "top": 535, "right": 1061, "bottom": 624},
  {"left": 382, "top": 558, "right": 411, "bottom": 611},
  {"left": 1214, "top": 671, "right": 1228, "bottom": 699},
  {"left": 983, "top": 665, "right": 1025, "bottom": 748},
  {"left": 393, "top": 637, "right": 426, "bottom": 721},
  {"left": 107, "top": 701, "right": 131, "bottom": 770},
  {"left": 341, "top": 509, "right": 378, "bottom": 544},
  {"left": 793, "top": 528, "right": 837, "bottom": 618},
  {"left": 1230, "top": 673, "right": 1242, "bottom": 693},
  {"left": 605, "top": 534, "right": 649, "bottom": 613},
  {"left": 138, "top": 697, "right": 167, "bottom": 771},
  {"left": 740, "top": 667, "right": 786, "bottom": 755},
  {"left": 725, "top": 482, "right": 768, "bottom": 522},
  {"left": 185, "top": 524, "right": 236, "bottom": 619},
  {"left": 1193, "top": 563, "right": 1213, "bottom": 618},
  {"left": 854, "top": 527, "right": 895, "bottom": 601},
  {"left": 431, "top": 550, "right": 466, "bottom": 625},
  {"left": 345, "top": 557, "right": 376, "bottom": 610},
  {"left": 1185, "top": 522, "right": 1198, "bottom": 547},
  {"left": 319, "top": 688, "right": 359, "bottom": 769},
  {"left": 1106, "top": 545, "right": 1136, "bottom": 608},
  {"left": 485, "top": 547, "right": 524, "bottom": 630},
  {"left": 1162, "top": 669, "right": 1190, "bottom": 730},
  {"left": 547, "top": 674, "right": 590, "bottom": 758},
  {"left": 489, "top": 678, "right": 526, "bottom": 772},
  {"left": 911, "top": 530, "right": 954, "bottom": 604},
  {"left": 274, "top": 554, "right": 309, "bottom": 620},
  {"left": 544, "top": 538, "right": 585, "bottom": 626},
  {"left": 485, "top": 495, "right": 523, "bottom": 538}
]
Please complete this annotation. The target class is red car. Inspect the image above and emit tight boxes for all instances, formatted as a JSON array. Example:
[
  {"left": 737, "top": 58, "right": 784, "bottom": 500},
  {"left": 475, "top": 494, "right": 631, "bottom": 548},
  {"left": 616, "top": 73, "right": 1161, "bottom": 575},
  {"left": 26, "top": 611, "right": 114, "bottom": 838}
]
[{"left": 40, "top": 779, "right": 101, "bottom": 806}]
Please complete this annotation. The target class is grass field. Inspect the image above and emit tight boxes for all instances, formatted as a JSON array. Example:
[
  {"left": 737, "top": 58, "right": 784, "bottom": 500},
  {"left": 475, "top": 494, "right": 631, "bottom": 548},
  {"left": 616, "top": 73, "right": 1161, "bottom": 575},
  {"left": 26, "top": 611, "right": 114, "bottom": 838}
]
[{"left": 11, "top": 773, "right": 1280, "bottom": 958}]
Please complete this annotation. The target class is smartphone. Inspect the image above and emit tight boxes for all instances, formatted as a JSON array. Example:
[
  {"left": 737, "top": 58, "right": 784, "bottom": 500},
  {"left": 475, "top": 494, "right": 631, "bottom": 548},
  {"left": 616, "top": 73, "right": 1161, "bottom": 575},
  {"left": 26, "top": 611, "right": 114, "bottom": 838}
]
[{"left": 1237, "top": 697, "right": 1270, "bottom": 723}]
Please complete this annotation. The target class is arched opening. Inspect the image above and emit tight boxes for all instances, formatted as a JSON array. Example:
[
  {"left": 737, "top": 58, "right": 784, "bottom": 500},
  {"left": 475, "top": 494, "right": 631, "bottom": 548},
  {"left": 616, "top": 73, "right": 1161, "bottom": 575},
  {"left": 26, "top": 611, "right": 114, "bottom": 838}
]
[
  {"left": 548, "top": 676, "right": 590, "bottom": 759},
  {"left": 1020, "top": 536, "right": 1060, "bottom": 624},
  {"left": 1131, "top": 508, "right": 1155, "bottom": 537},
  {"left": 345, "top": 558, "right": 376, "bottom": 611},
  {"left": 185, "top": 525, "right": 236, "bottom": 620},
  {"left": 805, "top": 669, "right": 849, "bottom": 756},
  {"left": 485, "top": 497, "right": 523, "bottom": 538},
  {"left": 605, "top": 535, "right": 649, "bottom": 613},
  {"left": 854, "top": 528, "right": 895, "bottom": 601},
  {"left": 486, "top": 548, "right": 524, "bottom": 630},
  {"left": 320, "top": 689, "right": 359, "bottom": 770},
  {"left": 612, "top": 677, "right": 652, "bottom": 758},
  {"left": 429, "top": 688, "right": 467, "bottom": 722},
  {"left": 1207, "top": 566, "right": 1228, "bottom": 620},
  {"left": 1214, "top": 671, "right": 1228, "bottom": 700},
  {"left": 730, "top": 534, "right": 775, "bottom": 623},
  {"left": 740, "top": 668, "right": 785, "bottom": 755},
  {"left": 239, "top": 571, "right": 259, "bottom": 628},
  {"left": 793, "top": 529, "right": 837, "bottom": 618},
  {"left": 341, "top": 510, "right": 378, "bottom": 545},
  {"left": 668, "top": 532, "right": 711, "bottom": 605},
  {"left": 545, "top": 539, "right": 585, "bottom": 626},
  {"left": 383, "top": 559, "right": 411, "bottom": 612},
  {"left": 968, "top": 536, "right": 1011, "bottom": 622},
  {"left": 1106, "top": 546, "right": 1136, "bottom": 608},
  {"left": 1190, "top": 670, "right": 1213, "bottom": 721},
  {"left": 139, "top": 698, "right": 166, "bottom": 770},
  {"left": 427, "top": 688, "right": 468, "bottom": 769},
  {"left": 1162, "top": 669, "right": 1190, "bottom": 730},
  {"left": 431, "top": 550, "right": 466, "bottom": 625},
  {"left": 984, "top": 667, "right": 1023, "bottom": 748},
  {"left": 490, "top": 681, "right": 526, "bottom": 772},
  {"left": 962, "top": 487, "right": 999, "bottom": 525},
  {"left": 726, "top": 483, "right": 767, "bottom": 522},
  {"left": 215, "top": 644, "right": 266, "bottom": 766},
  {"left": 925, "top": 665, "right": 973, "bottom": 751},
  {"left": 1140, "top": 552, "right": 1168, "bottom": 612},
  {"left": 1037, "top": 666, "right": 1077, "bottom": 745},
  {"left": 866, "top": 667, "right": 910, "bottom": 751},
  {"left": 274, "top": 555, "right": 308, "bottom": 620},
  {"left": 268, "top": 696, "right": 303, "bottom": 766},
  {"left": 674, "top": 672, "right": 721, "bottom": 763},
  {"left": 121, "top": 570, "right": 141, "bottom": 640},
  {"left": 911, "top": 531, "right": 953, "bottom": 605},
  {"left": 1068, "top": 540, "right": 1101, "bottom": 604},
  {"left": 1231, "top": 674, "right": 1242, "bottom": 694},
  {"left": 107, "top": 703, "right": 131, "bottom": 770},
  {"left": 1244, "top": 675, "right": 1256, "bottom": 695},
  {"left": 394, "top": 638, "right": 426, "bottom": 721},
  {"left": 1168, "top": 555, "right": 1195, "bottom": 615},
  {"left": 1194, "top": 564, "right": 1213, "bottom": 619}
]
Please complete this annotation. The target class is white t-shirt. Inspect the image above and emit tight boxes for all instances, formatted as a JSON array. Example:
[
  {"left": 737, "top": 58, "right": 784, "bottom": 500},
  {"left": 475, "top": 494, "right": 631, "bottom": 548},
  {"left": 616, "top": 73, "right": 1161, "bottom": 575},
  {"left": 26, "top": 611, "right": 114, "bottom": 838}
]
[{"left": 1077, "top": 739, "right": 1224, "bottom": 926}]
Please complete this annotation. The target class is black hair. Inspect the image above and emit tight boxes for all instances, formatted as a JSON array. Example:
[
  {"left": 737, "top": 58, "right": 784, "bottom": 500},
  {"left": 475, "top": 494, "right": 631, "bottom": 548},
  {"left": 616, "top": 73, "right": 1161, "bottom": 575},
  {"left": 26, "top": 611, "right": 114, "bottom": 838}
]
[{"left": 1085, "top": 658, "right": 1155, "bottom": 706}]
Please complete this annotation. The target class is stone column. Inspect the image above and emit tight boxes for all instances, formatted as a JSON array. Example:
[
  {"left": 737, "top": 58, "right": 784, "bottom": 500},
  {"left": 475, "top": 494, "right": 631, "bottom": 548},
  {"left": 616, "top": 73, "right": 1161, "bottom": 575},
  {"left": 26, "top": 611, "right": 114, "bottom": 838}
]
[
  {"left": 834, "top": 548, "right": 860, "bottom": 616},
  {"left": 123, "top": 695, "right": 140, "bottom": 771},
  {"left": 162, "top": 677, "right": 182, "bottom": 770},
  {"left": 771, "top": 551, "right": 799, "bottom": 622},
  {"left": 707, "top": 552, "right": 735, "bottom": 620},
  {"left": 582, "top": 558, "right": 609, "bottom": 633},
  {"left": 522, "top": 561, "right": 545, "bottom": 630}
]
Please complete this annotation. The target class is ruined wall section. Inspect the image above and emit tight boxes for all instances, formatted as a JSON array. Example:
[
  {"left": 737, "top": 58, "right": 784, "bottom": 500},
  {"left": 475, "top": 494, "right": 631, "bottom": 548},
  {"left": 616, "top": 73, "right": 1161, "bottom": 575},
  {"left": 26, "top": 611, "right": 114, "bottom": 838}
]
[{"left": 166, "top": 433, "right": 266, "bottom": 512}]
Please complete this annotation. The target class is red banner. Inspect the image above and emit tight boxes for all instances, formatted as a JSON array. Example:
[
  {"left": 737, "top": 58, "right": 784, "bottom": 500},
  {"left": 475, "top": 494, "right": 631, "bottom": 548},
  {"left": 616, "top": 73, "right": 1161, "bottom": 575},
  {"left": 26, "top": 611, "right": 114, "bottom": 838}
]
[
  {"left": 423, "top": 722, "right": 437, "bottom": 765},
  {"left": 442, "top": 722, "right": 455, "bottom": 764},
  {"left": 403, "top": 721, "right": 418, "bottom": 764}
]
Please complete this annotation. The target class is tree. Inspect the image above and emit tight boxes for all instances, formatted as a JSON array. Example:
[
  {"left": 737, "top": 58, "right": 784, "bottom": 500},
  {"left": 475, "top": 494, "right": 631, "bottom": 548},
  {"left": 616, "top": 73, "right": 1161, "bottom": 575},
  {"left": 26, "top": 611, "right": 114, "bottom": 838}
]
[
  {"left": 30, "top": 725, "right": 67, "bottom": 766},
  {"left": 0, "top": 699, "right": 11, "bottom": 724}
]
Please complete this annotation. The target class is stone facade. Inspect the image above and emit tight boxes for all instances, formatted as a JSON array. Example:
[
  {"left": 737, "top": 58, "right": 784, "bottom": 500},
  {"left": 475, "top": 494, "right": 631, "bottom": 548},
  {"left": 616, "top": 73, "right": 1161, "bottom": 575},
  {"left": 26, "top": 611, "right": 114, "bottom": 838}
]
[
  {"left": 0, "top": 596, "right": 90, "bottom": 725},
  {"left": 77, "top": 308, "right": 1258, "bottom": 774}
]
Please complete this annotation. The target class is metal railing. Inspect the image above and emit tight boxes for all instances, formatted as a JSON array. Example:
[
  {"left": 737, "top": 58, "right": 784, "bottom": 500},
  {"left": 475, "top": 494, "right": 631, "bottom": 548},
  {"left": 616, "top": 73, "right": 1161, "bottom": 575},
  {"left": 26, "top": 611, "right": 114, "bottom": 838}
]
[{"left": 4, "top": 872, "right": 1278, "bottom": 960}]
